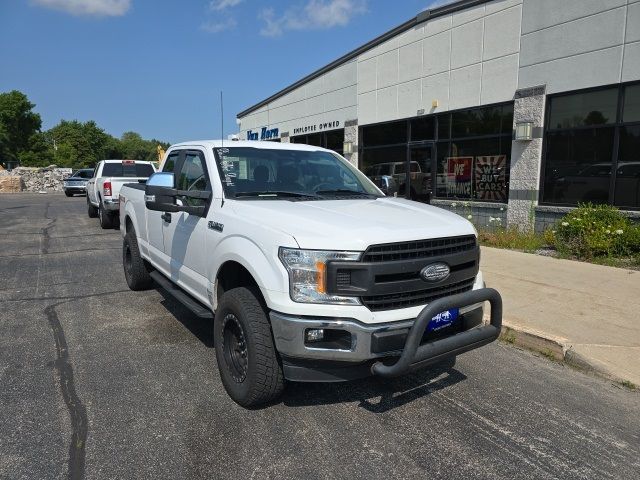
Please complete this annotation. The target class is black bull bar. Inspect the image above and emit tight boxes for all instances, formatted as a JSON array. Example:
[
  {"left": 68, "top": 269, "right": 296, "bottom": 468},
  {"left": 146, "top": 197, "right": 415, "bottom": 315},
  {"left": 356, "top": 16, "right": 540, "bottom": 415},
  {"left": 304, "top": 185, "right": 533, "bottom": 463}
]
[{"left": 371, "top": 288, "right": 502, "bottom": 377}]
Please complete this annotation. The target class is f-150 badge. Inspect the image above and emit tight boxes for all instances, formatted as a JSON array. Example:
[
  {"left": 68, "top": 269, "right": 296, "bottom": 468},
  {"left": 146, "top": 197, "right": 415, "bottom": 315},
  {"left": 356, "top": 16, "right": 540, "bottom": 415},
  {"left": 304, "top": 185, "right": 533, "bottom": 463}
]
[{"left": 208, "top": 221, "right": 224, "bottom": 232}]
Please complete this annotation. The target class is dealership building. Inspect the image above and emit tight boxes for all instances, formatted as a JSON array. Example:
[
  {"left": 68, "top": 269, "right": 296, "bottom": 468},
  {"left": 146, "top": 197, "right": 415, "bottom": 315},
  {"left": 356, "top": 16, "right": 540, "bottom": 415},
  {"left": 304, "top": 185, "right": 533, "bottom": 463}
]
[{"left": 237, "top": 0, "right": 640, "bottom": 230}]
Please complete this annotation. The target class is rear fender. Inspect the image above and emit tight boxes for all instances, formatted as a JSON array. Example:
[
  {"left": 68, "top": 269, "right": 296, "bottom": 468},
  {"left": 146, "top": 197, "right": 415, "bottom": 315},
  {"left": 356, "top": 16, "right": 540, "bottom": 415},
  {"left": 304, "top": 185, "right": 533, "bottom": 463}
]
[{"left": 122, "top": 200, "right": 147, "bottom": 255}]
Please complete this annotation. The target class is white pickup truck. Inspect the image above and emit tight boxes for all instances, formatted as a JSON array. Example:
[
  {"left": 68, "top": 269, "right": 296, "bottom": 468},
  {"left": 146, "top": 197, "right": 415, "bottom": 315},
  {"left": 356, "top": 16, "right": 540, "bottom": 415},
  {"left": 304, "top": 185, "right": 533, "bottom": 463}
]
[
  {"left": 87, "top": 159, "right": 156, "bottom": 228},
  {"left": 119, "top": 140, "right": 502, "bottom": 407}
]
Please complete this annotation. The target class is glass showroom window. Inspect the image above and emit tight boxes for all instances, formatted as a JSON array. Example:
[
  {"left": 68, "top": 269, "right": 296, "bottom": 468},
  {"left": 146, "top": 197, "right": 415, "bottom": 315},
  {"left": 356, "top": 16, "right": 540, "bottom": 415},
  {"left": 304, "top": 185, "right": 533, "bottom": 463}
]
[
  {"left": 360, "top": 121, "right": 410, "bottom": 198},
  {"left": 360, "top": 103, "right": 513, "bottom": 203},
  {"left": 542, "top": 82, "right": 640, "bottom": 209},
  {"left": 435, "top": 104, "right": 513, "bottom": 202},
  {"left": 290, "top": 129, "right": 344, "bottom": 155}
]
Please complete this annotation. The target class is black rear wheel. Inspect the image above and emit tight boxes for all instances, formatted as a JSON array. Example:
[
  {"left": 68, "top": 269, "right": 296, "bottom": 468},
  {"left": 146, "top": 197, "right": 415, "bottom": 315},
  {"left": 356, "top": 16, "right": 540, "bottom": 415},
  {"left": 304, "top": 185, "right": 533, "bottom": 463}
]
[
  {"left": 122, "top": 230, "right": 153, "bottom": 291},
  {"left": 87, "top": 196, "right": 98, "bottom": 218},
  {"left": 214, "top": 287, "right": 284, "bottom": 407},
  {"left": 98, "top": 203, "right": 115, "bottom": 229}
]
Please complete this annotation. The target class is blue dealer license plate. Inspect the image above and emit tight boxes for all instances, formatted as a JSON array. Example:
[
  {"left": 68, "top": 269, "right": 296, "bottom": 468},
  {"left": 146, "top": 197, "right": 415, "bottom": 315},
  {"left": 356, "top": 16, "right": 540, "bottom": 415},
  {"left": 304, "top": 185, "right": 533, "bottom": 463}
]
[{"left": 426, "top": 308, "right": 460, "bottom": 332}]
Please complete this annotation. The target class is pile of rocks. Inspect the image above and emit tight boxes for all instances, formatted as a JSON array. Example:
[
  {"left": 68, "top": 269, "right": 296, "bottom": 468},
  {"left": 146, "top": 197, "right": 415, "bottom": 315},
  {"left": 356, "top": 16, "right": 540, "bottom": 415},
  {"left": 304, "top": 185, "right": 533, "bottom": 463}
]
[{"left": 0, "top": 165, "right": 68, "bottom": 193}]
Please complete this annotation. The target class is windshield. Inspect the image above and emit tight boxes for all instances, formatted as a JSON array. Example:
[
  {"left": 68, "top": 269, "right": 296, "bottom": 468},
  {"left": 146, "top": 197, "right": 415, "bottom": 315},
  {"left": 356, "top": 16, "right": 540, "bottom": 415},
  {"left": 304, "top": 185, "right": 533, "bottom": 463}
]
[
  {"left": 102, "top": 162, "right": 155, "bottom": 178},
  {"left": 71, "top": 169, "right": 93, "bottom": 179},
  {"left": 213, "top": 147, "right": 382, "bottom": 200}
]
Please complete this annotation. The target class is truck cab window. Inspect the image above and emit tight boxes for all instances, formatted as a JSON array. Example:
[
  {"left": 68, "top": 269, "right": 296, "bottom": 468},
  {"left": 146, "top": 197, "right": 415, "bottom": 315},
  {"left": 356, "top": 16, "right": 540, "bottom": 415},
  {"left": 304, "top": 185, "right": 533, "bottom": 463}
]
[
  {"left": 177, "top": 151, "right": 211, "bottom": 206},
  {"left": 163, "top": 152, "right": 179, "bottom": 173}
]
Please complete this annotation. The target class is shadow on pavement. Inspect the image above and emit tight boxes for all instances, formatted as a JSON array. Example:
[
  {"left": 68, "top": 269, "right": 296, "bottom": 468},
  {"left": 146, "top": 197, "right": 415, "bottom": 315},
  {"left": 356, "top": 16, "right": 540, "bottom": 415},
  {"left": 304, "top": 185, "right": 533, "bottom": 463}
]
[
  {"left": 153, "top": 286, "right": 465, "bottom": 413},
  {"left": 282, "top": 357, "right": 466, "bottom": 413},
  {"left": 157, "top": 288, "right": 215, "bottom": 348}
]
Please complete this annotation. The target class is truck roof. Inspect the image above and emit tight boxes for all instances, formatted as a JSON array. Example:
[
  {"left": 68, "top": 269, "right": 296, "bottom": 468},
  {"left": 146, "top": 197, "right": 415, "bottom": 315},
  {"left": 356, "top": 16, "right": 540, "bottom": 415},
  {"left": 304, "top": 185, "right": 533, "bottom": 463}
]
[
  {"left": 170, "top": 140, "right": 332, "bottom": 153},
  {"left": 100, "top": 159, "right": 154, "bottom": 164}
]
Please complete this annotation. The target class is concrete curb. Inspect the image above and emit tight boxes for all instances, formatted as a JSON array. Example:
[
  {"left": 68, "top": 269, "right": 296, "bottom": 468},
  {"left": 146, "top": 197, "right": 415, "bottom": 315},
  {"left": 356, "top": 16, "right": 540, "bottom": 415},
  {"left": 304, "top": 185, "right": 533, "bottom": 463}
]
[
  {"left": 499, "top": 322, "right": 567, "bottom": 362},
  {"left": 493, "top": 319, "right": 631, "bottom": 387}
]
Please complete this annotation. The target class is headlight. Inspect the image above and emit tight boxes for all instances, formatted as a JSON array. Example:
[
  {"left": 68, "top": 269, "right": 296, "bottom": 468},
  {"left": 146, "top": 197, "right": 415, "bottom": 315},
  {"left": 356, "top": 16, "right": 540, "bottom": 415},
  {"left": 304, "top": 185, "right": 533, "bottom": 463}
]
[{"left": 279, "top": 248, "right": 362, "bottom": 305}]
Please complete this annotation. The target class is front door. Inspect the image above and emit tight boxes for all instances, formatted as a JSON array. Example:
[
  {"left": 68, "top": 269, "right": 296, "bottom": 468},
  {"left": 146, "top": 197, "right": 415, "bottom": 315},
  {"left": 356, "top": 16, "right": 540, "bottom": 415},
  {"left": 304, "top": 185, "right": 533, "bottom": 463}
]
[
  {"left": 162, "top": 149, "right": 212, "bottom": 301},
  {"left": 405, "top": 144, "right": 433, "bottom": 203},
  {"left": 148, "top": 150, "right": 181, "bottom": 269}
]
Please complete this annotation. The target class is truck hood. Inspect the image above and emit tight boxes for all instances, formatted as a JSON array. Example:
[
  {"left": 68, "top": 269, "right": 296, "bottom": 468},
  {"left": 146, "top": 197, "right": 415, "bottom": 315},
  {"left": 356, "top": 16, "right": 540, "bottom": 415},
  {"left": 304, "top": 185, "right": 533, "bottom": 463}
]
[{"left": 230, "top": 197, "right": 476, "bottom": 251}]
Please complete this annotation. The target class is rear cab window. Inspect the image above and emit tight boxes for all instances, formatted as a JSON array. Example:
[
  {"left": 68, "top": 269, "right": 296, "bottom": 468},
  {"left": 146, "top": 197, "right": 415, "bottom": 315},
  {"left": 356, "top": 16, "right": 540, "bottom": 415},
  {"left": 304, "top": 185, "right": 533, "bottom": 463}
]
[{"left": 102, "top": 162, "right": 155, "bottom": 177}]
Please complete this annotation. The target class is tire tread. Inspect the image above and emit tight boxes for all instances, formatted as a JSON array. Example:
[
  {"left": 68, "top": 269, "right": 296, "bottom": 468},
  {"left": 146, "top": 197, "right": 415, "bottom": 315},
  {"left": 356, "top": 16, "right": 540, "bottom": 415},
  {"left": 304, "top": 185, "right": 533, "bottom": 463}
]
[
  {"left": 123, "top": 230, "right": 153, "bottom": 291},
  {"left": 214, "top": 287, "right": 284, "bottom": 407}
]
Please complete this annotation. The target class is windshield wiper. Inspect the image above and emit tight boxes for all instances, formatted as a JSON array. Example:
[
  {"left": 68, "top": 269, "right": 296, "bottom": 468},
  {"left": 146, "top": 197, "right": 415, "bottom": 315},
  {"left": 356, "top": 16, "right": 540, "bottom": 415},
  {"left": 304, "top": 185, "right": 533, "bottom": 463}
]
[
  {"left": 315, "top": 189, "right": 379, "bottom": 198},
  {"left": 233, "top": 190, "right": 320, "bottom": 199}
]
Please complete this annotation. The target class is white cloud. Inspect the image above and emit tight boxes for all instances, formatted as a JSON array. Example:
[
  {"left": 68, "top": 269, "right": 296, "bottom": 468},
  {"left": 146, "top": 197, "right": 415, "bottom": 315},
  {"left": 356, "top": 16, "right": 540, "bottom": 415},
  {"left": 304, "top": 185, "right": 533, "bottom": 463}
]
[
  {"left": 209, "top": 0, "right": 243, "bottom": 11},
  {"left": 201, "top": 17, "right": 237, "bottom": 33},
  {"left": 32, "top": 0, "right": 131, "bottom": 16},
  {"left": 260, "top": 0, "right": 367, "bottom": 37}
]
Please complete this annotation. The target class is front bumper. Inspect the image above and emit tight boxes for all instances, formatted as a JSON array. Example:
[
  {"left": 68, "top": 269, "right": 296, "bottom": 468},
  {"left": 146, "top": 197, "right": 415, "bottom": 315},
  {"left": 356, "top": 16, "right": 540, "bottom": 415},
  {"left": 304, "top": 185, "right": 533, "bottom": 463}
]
[
  {"left": 63, "top": 185, "right": 86, "bottom": 193},
  {"left": 270, "top": 287, "right": 502, "bottom": 381}
]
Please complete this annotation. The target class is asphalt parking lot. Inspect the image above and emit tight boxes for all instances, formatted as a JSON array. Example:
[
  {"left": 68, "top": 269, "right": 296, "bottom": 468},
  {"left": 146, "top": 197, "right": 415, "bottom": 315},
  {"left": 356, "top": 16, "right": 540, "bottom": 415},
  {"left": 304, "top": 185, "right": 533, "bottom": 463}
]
[{"left": 1, "top": 193, "right": 639, "bottom": 480}]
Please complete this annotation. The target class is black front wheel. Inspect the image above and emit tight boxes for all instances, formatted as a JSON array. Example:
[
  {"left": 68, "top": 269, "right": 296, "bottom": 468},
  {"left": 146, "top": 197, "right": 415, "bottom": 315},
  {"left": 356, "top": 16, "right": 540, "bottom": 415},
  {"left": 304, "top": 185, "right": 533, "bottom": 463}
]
[{"left": 214, "top": 287, "right": 284, "bottom": 408}]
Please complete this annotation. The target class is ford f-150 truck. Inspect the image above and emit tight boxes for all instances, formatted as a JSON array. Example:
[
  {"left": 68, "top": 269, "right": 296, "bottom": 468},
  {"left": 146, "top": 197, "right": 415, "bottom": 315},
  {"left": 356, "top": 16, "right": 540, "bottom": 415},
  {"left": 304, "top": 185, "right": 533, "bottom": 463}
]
[
  {"left": 119, "top": 140, "right": 502, "bottom": 407},
  {"left": 87, "top": 159, "right": 156, "bottom": 228}
]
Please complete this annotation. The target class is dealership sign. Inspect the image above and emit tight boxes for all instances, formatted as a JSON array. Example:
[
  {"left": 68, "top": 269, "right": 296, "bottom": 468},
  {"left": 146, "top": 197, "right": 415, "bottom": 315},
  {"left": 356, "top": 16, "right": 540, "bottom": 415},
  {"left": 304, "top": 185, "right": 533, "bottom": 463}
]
[
  {"left": 292, "top": 120, "right": 341, "bottom": 135},
  {"left": 247, "top": 127, "right": 279, "bottom": 141}
]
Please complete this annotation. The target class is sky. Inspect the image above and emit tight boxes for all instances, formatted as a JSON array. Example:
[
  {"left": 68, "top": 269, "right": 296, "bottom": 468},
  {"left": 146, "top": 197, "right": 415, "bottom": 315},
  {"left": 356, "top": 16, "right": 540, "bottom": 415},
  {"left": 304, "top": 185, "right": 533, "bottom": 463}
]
[{"left": 0, "top": 0, "right": 447, "bottom": 143}]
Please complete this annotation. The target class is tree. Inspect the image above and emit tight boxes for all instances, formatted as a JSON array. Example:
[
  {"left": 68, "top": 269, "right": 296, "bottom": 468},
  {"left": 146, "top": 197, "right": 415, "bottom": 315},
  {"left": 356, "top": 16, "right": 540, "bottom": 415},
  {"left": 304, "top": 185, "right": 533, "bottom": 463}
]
[
  {"left": 119, "top": 131, "right": 149, "bottom": 160},
  {"left": 18, "top": 132, "right": 54, "bottom": 167},
  {"left": 0, "top": 123, "right": 9, "bottom": 166},
  {"left": 0, "top": 90, "right": 42, "bottom": 166},
  {"left": 48, "top": 120, "right": 112, "bottom": 168},
  {"left": 118, "top": 131, "right": 170, "bottom": 162},
  {"left": 0, "top": 89, "right": 170, "bottom": 169},
  {"left": 584, "top": 110, "right": 608, "bottom": 126}
]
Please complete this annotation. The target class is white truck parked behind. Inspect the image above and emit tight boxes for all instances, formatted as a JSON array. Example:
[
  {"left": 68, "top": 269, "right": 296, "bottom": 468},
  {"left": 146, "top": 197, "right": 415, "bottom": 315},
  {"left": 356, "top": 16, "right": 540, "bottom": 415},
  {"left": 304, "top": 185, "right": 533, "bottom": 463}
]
[
  {"left": 119, "top": 141, "right": 502, "bottom": 407},
  {"left": 87, "top": 159, "right": 156, "bottom": 228}
]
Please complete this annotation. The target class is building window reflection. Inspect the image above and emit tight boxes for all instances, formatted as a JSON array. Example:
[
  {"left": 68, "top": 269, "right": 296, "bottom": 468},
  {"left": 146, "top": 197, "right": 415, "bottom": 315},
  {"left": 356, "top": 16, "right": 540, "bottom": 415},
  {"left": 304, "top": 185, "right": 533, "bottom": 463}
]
[
  {"left": 360, "top": 102, "right": 513, "bottom": 204},
  {"left": 290, "top": 129, "right": 344, "bottom": 155},
  {"left": 542, "top": 82, "right": 640, "bottom": 209}
]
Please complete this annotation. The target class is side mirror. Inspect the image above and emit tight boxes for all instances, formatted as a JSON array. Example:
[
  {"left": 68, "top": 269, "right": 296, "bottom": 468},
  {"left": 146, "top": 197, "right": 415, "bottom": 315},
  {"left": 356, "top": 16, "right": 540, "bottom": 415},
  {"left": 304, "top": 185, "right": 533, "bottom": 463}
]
[
  {"left": 378, "top": 175, "right": 398, "bottom": 196},
  {"left": 144, "top": 172, "right": 208, "bottom": 216},
  {"left": 145, "top": 172, "right": 180, "bottom": 213}
]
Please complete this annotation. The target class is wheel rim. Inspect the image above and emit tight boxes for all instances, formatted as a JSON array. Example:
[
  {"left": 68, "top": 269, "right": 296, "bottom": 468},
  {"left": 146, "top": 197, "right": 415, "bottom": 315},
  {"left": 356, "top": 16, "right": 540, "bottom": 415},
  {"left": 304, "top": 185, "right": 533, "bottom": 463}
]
[{"left": 222, "top": 313, "right": 248, "bottom": 383}]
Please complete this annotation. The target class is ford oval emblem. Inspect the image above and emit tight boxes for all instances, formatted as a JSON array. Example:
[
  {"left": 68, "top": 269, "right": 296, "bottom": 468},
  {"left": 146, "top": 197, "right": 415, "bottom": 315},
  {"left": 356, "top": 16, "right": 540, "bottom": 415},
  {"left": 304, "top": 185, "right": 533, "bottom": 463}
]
[{"left": 420, "top": 263, "right": 450, "bottom": 282}]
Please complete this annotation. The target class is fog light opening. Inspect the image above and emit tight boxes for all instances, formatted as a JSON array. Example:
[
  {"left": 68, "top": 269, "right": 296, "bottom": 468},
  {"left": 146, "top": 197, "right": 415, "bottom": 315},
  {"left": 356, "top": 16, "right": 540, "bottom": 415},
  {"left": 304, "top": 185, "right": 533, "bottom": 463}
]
[
  {"left": 304, "top": 329, "right": 352, "bottom": 350},
  {"left": 305, "top": 328, "right": 325, "bottom": 343}
]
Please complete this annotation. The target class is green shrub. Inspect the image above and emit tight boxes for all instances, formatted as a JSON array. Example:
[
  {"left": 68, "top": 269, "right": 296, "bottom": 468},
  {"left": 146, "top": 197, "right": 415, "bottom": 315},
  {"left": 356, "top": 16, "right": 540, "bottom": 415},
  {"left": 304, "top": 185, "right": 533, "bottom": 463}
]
[
  {"left": 478, "top": 227, "right": 545, "bottom": 252},
  {"left": 553, "top": 203, "right": 640, "bottom": 259},
  {"left": 541, "top": 228, "right": 556, "bottom": 247},
  {"left": 614, "top": 224, "right": 640, "bottom": 256}
]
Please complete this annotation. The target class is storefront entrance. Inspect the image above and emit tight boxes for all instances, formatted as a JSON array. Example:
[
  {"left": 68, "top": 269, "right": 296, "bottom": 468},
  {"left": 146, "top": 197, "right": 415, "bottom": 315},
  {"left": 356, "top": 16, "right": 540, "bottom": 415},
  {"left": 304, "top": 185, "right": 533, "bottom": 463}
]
[{"left": 407, "top": 143, "right": 433, "bottom": 203}]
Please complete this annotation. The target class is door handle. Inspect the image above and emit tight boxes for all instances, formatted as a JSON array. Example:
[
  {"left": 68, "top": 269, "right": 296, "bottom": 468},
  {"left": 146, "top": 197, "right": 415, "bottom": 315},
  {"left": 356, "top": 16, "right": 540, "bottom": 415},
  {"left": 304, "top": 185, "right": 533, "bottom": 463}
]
[{"left": 161, "top": 212, "right": 172, "bottom": 223}]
